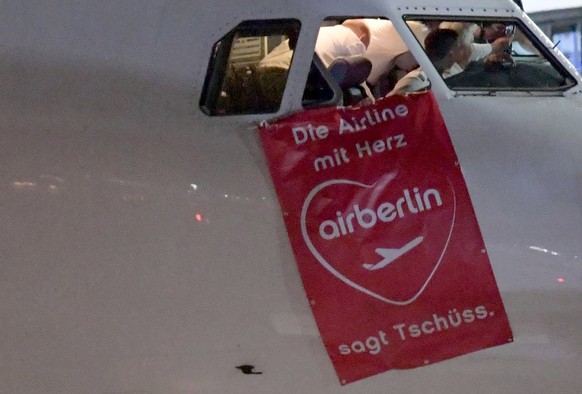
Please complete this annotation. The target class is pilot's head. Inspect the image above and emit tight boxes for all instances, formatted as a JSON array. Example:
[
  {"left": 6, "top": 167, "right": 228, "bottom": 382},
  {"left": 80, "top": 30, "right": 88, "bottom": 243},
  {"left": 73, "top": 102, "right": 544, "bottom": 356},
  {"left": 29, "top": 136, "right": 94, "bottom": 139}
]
[
  {"left": 424, "top": 28, "right": 460, "bottom": 73},
  {"left": 439, "top": 22, "right": 478, "bottom": 67},
  {"left": 478, "top": 22, "right": 507, "bottom": 42}
]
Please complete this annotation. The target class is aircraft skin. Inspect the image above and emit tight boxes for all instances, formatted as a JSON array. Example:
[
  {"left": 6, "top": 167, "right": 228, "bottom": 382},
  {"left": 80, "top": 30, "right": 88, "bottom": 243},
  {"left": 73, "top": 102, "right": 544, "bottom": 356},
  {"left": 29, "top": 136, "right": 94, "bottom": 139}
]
[{"left": 1, "top": 0, "right": 581, "bottom": 393}]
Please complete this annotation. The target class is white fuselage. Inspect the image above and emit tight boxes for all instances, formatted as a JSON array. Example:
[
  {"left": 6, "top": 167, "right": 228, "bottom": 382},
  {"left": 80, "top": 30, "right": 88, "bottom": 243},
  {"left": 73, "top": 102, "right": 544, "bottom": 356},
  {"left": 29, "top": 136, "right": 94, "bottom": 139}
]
[{"left": 1, "top": 0, "right": 581, "bottom": 393}]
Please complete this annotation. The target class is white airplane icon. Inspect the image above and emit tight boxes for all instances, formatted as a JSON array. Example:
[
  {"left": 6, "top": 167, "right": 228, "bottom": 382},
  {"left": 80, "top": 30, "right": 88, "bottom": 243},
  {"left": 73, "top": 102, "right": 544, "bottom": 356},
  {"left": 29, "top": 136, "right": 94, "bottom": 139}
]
[{"left": 363, "top": 236, "right": 424, "bottom": 270}]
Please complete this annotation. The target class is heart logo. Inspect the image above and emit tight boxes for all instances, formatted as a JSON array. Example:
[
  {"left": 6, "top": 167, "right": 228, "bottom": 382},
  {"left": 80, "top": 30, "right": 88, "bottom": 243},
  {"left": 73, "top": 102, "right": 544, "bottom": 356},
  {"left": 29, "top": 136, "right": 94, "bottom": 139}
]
[{"left": 300, "top": 175, "right": 456, "bottom": 305}]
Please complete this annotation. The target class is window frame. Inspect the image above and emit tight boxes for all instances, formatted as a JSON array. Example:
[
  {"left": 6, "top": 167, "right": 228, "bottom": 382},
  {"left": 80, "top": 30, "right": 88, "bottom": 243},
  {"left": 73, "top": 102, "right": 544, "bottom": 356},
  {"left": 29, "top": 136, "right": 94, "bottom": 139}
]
[{"left": 199, "top": 19, "right": 301, "bottom": 116}]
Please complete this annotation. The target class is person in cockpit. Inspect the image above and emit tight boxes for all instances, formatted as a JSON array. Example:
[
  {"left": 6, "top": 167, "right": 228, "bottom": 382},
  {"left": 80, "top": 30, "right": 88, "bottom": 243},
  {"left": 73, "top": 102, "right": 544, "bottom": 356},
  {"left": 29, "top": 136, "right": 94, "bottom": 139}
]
[
  {"left": 362, "top": 19, "right": 429, "bottom": 97},
  {"left": 388, "top": 28, "right": 460, "bottom": 95},
  {"left": 314, "top": 19, "right": 371, "bottom": 67},
  {"left": 439, "top": 21, "right": 512, "bottom": 77}
]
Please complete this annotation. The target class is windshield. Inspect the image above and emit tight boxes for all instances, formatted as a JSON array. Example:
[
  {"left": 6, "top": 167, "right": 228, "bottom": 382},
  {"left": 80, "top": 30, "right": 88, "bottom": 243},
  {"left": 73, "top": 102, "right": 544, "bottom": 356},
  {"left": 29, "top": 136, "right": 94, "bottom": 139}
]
[{"left": 403, "top": 17, "right": 577, "bottom": 92}]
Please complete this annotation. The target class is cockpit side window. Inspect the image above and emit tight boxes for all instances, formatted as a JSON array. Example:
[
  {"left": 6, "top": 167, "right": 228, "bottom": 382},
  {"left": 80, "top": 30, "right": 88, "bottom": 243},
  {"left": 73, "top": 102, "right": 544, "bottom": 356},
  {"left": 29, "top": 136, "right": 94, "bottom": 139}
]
[
  {"left": 403, "top": 16, "right": 577, "bottom": 92},
  {"left": 200, "top": 19, "right": 300, "bottom": 116},
  {"left": 304, "top": 17, "right": 421, "bottom": 106},
  {"left": 303, "top": 17, "right": 379, "bottom": 108}
]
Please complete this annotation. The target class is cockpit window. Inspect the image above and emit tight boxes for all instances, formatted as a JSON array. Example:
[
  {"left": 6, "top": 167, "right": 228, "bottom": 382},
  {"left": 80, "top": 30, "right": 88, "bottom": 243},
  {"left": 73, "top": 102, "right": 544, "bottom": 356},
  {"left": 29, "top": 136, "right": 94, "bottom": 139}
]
[
  {"left": 304, "top": 17, "right": 379, "bottom": 107},
  {"left": 403, "top": 17, "right": 577, "bottom": 92},
  {"left": 200, "top": 19, "right": 300, "bottom": 116},
  {"left": 305, "top": 17, "right": 420, "bottom": 105}
]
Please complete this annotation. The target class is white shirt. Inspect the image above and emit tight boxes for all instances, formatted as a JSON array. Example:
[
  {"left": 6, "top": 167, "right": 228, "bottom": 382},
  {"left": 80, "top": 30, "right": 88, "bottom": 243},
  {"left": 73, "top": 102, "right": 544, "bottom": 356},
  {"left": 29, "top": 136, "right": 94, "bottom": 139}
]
[
  {"left": 443, "top": 43, "right": 493, "bottom": 78},
  {"left": 388, "top": 68, "right": 430, "bottom": 95},
  {"left": 363, "top": 19, "right": 429, "bottom": 84},
  {"left": 315, "top": 25, "right": 367, "bottom": 67},
  {"left": 470, "top": 43, "right": 493, "bottom": 61}
]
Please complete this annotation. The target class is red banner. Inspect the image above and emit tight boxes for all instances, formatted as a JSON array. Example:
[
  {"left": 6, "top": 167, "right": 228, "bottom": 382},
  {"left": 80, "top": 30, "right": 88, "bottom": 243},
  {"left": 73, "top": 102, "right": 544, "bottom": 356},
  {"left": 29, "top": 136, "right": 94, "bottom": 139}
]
[{"left": 259, "top": 93, "right": 512, "bottom": 385}]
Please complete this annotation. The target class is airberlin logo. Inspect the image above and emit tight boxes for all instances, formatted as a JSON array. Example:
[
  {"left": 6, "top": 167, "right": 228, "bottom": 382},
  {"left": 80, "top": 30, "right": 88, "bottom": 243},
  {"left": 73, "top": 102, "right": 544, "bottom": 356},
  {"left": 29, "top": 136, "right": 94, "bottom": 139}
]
[
  {"left": 300, "top": 178, "right": 456, "bottom": 305},
  {"left": 318, "top": 187, "right": 442, "bottom": 240}
]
